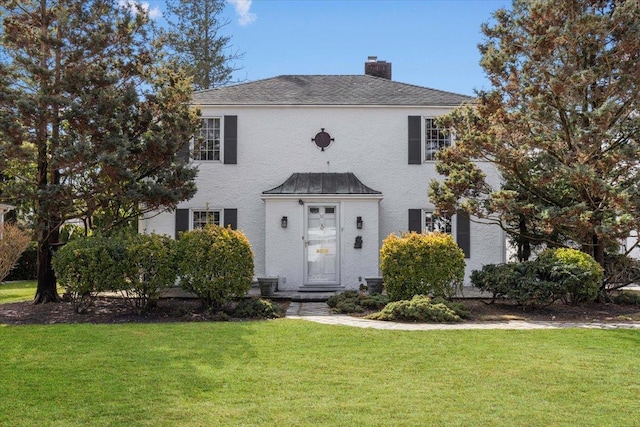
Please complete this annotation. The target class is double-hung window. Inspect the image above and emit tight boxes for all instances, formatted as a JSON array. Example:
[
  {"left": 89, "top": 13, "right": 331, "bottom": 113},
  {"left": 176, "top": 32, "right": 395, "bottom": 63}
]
[
  {"left": 192, "top": 210, "right": 220, "bottom": 229},
  {"left": 175, "top": 207, "right": 237, "bottom": 237},
  {"left": 195, "top": 118, "right": 221, "bottom": 161},
  {"left": 408, "top": 208, "right": 470, "bottom": 258},
  {"left": 425, "top": 211, "right": 452, "bottom": 234},
  {"left": 424, "top": 118, "right": 451, "bottom": 161}
]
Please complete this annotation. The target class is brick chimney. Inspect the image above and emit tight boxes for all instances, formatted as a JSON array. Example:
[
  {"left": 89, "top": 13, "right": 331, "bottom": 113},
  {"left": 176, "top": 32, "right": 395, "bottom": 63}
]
[{"left": 364, "top": 56, "right": 392, "bottom": 80}]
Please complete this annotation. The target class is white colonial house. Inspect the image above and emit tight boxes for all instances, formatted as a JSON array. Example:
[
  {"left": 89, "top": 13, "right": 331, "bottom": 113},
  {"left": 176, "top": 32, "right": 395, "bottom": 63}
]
[{"left": 140, "top": 57, "right": 506, "bottom": 292}]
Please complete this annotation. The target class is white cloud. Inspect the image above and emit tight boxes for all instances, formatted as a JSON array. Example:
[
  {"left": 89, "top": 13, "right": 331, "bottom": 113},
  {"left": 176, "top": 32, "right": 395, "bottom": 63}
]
[
  {"left": 227, "top": 0, "right": 257, "bottom": 26},
  {"left": 118, "top": 0, "right": 162, "bottom": 20}
]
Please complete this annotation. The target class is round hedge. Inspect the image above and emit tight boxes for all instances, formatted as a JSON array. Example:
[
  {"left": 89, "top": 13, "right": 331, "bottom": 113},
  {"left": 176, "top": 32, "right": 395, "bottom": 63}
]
[
  {"left": 176, "top": 225, "right": 254, "bottom": 310},
  {"left": 537, "top": 247, "right": 603, "bottom": 304},
  {"left": 380, "top": 232, "right": 465, "bottom": 301}
]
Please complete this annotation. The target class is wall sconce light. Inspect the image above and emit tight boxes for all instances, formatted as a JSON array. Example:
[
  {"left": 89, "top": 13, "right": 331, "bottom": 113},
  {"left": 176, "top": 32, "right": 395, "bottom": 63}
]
[
  {"left": 356, "top": 216, "right": 363, "bottom": 229},
  {"left": 281, "top": 216, "right": 288, "bottom": 228}
]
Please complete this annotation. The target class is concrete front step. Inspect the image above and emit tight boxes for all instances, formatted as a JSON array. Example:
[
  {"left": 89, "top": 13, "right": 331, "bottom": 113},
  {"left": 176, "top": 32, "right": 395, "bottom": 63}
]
[
  {"left": 297, "top": 285, "right": 345, "bottom": 293},
  {"left": 160, "top": 285, "right": 491, "bottom": 302}
]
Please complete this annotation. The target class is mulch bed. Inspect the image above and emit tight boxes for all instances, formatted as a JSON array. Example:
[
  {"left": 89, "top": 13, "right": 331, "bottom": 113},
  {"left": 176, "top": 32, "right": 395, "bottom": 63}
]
[
  {"left": 461, "top": 299, "right": 640, "bottom": 323},
  {"left": 1, "top": 296, "right": 639, "bottom": 325},
  {"left": 0, "top": 297, "right": 290, "bottom": 325}
]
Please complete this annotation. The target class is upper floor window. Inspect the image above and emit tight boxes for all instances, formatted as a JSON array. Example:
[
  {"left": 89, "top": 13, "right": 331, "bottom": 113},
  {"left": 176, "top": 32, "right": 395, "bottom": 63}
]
[
  {"left": 424, "top": 118, "right": 451, "bottom": 161},
  {"left": 425, "top": 211, "right": 452, "bottom": 234},
  {"left": 195, "top": 118, "right": 221, "bottom": 161},
  {"left": 192, "top": 210, "right": 220, "bottom": 229}
]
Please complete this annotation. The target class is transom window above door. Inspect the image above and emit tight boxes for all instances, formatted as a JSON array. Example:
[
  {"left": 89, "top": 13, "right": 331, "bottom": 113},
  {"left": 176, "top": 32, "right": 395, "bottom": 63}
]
[{"left": 195, "top": 118, "right": 221, "bottom": 161}]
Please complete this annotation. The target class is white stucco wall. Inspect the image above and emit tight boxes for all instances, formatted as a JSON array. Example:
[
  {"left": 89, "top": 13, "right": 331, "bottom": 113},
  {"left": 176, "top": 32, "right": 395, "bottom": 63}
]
[
  {"left": 263, "top": 196, "right": 381, "bottom": 291},
  {"left": 140, "top": 104, "right": 506, "bottom": 288}
]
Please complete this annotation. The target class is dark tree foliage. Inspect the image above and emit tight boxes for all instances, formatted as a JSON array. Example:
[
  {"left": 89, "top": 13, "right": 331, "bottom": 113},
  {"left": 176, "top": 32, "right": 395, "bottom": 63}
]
[
  {"left": 429, "top": 0, "right": 640, "bottom": 270},
  {"left": 0, "top": 0, "right": 199, "bottom": 303},
  {"left": 163, "top": 0, "right": 243, "bottom": 90}
]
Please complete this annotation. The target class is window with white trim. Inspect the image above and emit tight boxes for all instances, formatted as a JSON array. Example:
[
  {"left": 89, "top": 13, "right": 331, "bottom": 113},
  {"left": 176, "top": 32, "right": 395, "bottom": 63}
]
[
  {"left": 195, "top": 118, "right": 221, "bottom": 161},
  {"left": 424, "top": 118, "right": 451, "bottom": 161},
  {"left": 425, "top": 211, "right": 452, "bottom": 234},
  {"left": 192, "top": 210, "right": 220, "bottom": 229}
]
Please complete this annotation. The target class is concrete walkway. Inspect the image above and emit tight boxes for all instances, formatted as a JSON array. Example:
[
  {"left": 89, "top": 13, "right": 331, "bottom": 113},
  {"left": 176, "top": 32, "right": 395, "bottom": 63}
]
[{"left": 285, "top": 302, "right": 640, "bottom": 330}]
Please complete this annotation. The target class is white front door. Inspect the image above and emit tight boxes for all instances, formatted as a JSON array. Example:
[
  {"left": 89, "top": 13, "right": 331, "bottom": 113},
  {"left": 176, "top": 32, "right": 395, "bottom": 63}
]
[{"left": 305, "top": 204, "right": 339, "bottom": 284}]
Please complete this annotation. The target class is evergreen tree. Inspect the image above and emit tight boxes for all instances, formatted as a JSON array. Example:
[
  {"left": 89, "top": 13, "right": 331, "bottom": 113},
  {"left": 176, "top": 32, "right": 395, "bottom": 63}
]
[
  {"left": 0, "top": 0, "right": 199, "bottom": 303},
  {"left": 429, "top": 0, "right": 640, "bottom": 268},
  {"left": 163, "top": 0, "right": 243, "bottom": 90}
]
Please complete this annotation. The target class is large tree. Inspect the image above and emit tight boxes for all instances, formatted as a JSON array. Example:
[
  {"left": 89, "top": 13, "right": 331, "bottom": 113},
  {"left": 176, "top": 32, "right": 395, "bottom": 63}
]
[
  {"left": 163, "top": 0, "right": 243, "bottom": 90},
  {"left": 429, "top": 0, "right": 640, "bottom": 269},
  {"left": 0, "top": 0, "right": 199, "bottom": 303}
]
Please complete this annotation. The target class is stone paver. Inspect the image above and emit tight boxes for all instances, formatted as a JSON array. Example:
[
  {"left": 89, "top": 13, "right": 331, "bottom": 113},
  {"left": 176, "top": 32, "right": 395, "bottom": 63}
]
[{"left": 286, "top": 302, "right": 640, "bottom": 330}]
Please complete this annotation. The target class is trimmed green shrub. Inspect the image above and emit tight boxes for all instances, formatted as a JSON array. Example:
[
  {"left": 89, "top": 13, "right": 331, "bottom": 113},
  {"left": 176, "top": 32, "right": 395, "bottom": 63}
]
[
  {"left": 366, "top": 295, "right": 462, "bottom": 322},
  {"left": 120, "top": 233, "right": 178, "bottom": 314},
  {"left": 472, "top": 248, "right": 603, "bottom": 307},
  {"left": 326, "top": 290, "right": 389, "bottom": 314},
  {"left": 231, "top": 298, "right": 283, "bottom": 319},
  {"left": 471, "top": 262, "right": 532, "bottom": 302},
  {"left": 176, "top": 225, "right": 254, "bottom": 310},
  {"left": 537, "top": 248, "right": 603, "bottom": 304},
  {"left": 471, "top": 262, "right": 561, "bottom": 307},
  {"left": 432, "top": 297, "right": 472, "bottom": 319},
  {"left": 380, "top": 232, "right": 465, "bottom": 301},
  {"left": 52, "top": 235, "right": 128, "bottom": 313}
]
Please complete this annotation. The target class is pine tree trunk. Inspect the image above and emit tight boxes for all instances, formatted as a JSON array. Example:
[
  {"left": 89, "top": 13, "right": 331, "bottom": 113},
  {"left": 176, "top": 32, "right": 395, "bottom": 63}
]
[{"left": 33, "top": 238, "right": 60, "bottom": 304}]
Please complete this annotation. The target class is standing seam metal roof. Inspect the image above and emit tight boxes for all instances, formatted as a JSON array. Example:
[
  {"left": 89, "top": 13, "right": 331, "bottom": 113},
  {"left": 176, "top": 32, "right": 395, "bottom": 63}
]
[
  {"left": 263, "top": 173, "right": 382, "bottom": 195},
  {"left": 192, "top": 75, "right": 473, "bottom": 106}
]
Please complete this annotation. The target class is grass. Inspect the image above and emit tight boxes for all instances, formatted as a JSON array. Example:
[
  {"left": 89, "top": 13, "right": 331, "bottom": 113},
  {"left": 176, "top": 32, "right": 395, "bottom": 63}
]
[
  {"left": 1, "top": 320, "right": 639, "bottom": 426},
  {"left": 0, "top": 280, "right": 37, "bottom": 303},
  {"left": 0, "top": 280, "right": 65, "bottom": 303}
]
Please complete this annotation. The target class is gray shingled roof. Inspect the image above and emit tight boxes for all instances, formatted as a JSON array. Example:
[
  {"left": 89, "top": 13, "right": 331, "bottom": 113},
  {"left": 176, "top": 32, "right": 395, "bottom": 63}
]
[
  {"left": 193, "top": 75, "right": 473, "bottom": 106},
  {"left": 263, "top": 173, "right": 382, "bottom": 195}
]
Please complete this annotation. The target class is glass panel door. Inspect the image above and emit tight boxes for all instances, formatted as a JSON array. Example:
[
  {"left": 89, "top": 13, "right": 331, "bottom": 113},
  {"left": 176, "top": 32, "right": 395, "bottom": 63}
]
[{"left": 306, "top": 205, "right": 338, "bottom": 283}]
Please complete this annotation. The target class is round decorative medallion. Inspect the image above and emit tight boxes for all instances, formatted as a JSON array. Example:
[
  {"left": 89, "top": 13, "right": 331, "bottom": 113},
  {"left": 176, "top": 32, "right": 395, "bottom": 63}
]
[{"left": 312, "top": 128, "right": 334, "bottom": 151}]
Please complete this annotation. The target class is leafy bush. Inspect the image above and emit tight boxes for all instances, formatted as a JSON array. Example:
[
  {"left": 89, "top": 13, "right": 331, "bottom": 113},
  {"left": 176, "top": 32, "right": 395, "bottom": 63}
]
[
  {"left": 120, "top": 233, "right": 178, "bottom": 314},
  {"left": 472, "top": 248, "right": 603, "bottom": 307},
  {"left": 326, "top": 290, "right": 389, "bottom": 314},
  {"left": 52, "top": 235, "right": 129, "bottom": 313},
  {"left": 604, "top": 254, "right": 640, "bottom": 290},
  {"left": 231, "top": 298, "right": 283, "bottom": 319},
  {"left": 0, "top": 224, "right": 31, "bottom": 283},
  {"left": 176, "top": 225, "right": 254, "bottom": 310},
  {"left": 365, "top": 295, "right": 462, "bottom": 322},
  {"left": 612, "top": 291, "right": 640, "bottom": 306},
  {"left": 471, "top": 262, "right": 562, "bottom": 307},
  {"left": 537, "top": 248, "right": 603, "bottom": 304},
  {"left": 431, "top": 297, "right": 472, "bottom": 319},
  {"left": 380, "top": 232, "right": 465, "bottom": 301}
]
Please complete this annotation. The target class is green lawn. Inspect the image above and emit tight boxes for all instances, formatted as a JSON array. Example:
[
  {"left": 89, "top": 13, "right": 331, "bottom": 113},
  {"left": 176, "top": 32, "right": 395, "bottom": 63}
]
[
  {"left": 0, "top": 280, "right": 65, "bottom": 303},
  {"left": 1, "top": 320, "right": 639, "bottom": 426},
  {"left": 0, "top": 280, "right": 38, "bottom": 303}
]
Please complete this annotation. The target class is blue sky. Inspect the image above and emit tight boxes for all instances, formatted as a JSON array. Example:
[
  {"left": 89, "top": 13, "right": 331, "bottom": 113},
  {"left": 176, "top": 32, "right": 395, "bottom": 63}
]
[{"left": 141, "top": 0, "right": 512, "bottom": 96}]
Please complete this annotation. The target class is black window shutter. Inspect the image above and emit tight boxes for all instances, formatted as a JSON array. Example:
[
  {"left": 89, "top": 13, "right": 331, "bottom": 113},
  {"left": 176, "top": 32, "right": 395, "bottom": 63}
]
[
  {"left": 456, "top": 210, "right": 471, "bottom": 258},
  {"left": 408, "top": 209, "right": 422, "bottom": 233},
  {"left": 224, "top": 115, "right": 237, "bottom": 164},
  {"left": 175, "top": 209, "right": 189, "bottom": 239},
  {"left": 408, "top": 116, "right": 422, "bottom": 165},
  {"left": 224, "top": 208, "right": 237, "bottom": 230}
]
